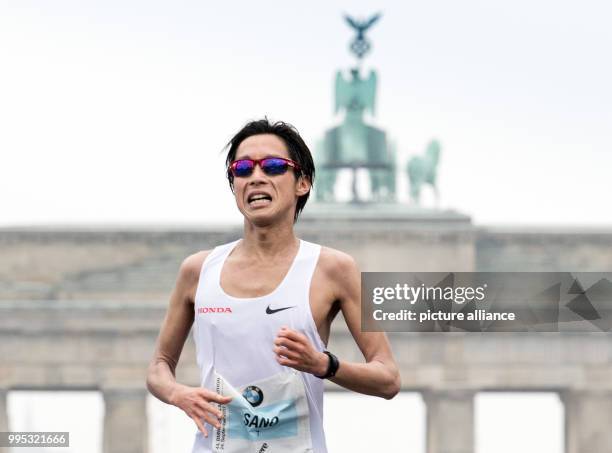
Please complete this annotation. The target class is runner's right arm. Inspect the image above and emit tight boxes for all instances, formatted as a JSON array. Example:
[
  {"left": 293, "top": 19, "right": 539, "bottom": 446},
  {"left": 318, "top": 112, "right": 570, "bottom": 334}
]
[{"left": 146, "top": 251, "right": 232, "bottom": 437}]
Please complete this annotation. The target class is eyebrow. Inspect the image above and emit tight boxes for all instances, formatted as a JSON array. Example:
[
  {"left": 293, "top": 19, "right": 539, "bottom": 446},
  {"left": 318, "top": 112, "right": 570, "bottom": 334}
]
[{"left": 235, "top": 153, "right": 285, "bottom": 160}]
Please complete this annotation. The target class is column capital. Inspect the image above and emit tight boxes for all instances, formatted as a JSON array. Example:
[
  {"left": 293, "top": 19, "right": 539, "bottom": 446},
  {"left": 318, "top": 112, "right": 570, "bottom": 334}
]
[
  {"left": 101, "top": 387, "right": 149, "bottom": 398},
  {"left": 422, "top": 388, "right": 477, "bottom": 403},
  {"left": 560, "top": 387, "right": 612, "bottom": 398}
]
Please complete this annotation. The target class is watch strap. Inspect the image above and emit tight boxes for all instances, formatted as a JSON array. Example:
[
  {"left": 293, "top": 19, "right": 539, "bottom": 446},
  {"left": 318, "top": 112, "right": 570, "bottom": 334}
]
[{"left": 316, "top": 350, "right": 340, "bottom": 379}]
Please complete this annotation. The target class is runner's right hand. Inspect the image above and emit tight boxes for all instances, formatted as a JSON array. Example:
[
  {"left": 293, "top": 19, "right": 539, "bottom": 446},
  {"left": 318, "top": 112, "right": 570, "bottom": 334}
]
[{"left": 171, "top": 384, "right": 233, "bottom": 438}]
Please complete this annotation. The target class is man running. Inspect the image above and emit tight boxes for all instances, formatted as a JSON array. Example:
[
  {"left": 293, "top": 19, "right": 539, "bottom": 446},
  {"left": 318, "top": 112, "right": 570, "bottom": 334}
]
[{"left": 146, "top": 118, "right": 400, "bottom": 453}]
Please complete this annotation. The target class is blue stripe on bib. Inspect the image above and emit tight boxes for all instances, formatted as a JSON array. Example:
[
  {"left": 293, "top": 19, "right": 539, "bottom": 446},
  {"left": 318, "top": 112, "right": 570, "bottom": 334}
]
[{"left": 227, "top": 399, "right": 298, "bottom": 440}]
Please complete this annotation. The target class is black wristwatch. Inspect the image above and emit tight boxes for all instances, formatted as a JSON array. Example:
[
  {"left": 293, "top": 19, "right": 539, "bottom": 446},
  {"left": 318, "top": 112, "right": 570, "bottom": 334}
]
[{"left": 315, "top": 350, "right": 340, "bottom": 379}]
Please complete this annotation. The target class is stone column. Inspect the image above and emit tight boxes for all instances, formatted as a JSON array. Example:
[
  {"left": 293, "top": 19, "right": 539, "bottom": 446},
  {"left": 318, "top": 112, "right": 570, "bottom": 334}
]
[
  {"left": 423, "top": 389, "right": 475, "bottom": 453},
  {"left": 0, "top": 389, "right": 8, "bottom": 453},
  {"left": 562, "top": 389, "right": 612, "bottom": 453},
  {"left": 103, "top": 388, "right": 148, "bottom": 453}
]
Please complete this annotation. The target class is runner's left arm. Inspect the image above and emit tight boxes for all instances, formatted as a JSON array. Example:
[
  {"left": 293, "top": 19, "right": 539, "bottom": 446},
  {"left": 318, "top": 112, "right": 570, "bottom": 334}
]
[
  {"left": 325, "top": 252, "right": 400, "bottom": 398},
  {"left": 274, "top": 252, "right": 400, "bottom": 399}
]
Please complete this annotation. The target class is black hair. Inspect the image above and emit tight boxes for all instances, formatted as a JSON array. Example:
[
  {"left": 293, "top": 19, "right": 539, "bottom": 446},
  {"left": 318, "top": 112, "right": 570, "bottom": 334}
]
[{"left": 224, "top": 118, "right": 315, "bottom": 223}]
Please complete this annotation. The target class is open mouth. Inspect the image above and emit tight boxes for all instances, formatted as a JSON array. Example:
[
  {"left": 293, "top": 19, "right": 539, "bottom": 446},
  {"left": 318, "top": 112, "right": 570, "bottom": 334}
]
[{"left": 247, "top": 193, "right": 272, "bottom": 207}]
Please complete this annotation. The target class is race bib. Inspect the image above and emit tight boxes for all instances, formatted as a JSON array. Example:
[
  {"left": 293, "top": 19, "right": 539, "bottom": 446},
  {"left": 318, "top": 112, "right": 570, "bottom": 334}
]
[{"left": 212, "top": 369, "right": 313, "bottom": 453}]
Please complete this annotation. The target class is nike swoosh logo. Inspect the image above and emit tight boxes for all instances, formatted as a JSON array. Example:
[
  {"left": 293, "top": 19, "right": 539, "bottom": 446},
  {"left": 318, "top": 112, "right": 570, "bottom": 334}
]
[{"left": 266, "top": 305, "right": 296, "bottom": 315}]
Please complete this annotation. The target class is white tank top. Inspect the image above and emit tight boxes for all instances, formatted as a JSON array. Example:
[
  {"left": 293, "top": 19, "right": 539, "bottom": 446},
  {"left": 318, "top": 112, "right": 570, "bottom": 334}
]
[{"left": 191, "top": 238, "right": 328, "bottom": 453}]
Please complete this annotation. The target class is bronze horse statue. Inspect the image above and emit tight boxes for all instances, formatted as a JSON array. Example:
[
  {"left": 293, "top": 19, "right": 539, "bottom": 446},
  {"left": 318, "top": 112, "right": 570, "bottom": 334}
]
[{"left": 407, "top": 140, "right": 441, "bottom": 204}]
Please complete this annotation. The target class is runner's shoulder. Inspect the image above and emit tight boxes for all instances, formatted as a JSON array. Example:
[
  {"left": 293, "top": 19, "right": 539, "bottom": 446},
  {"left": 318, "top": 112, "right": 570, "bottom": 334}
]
[
  {"left": 177, "top": 249, "right": 213, "bottom": 287},
  {"left": 318, "top": 245, "right": 360, "bottom": 281}
]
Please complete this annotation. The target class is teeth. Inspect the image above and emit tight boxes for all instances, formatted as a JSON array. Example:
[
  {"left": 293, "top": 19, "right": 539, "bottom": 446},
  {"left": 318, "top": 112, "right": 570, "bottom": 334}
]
[{"left": 249, "top": 194, "right": 270, "bottom": 202}]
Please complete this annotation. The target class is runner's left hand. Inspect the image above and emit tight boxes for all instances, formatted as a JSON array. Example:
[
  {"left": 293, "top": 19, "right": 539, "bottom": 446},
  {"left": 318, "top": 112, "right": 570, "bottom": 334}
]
[{"left": 273, "top": 326, "right": 328, "bottom": 376}]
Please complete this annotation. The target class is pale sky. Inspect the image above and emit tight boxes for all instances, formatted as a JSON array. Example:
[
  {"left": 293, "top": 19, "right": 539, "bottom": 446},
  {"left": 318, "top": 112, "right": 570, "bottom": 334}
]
[{"left": 1, "top": 0, "right": 610, "bottom": 227}]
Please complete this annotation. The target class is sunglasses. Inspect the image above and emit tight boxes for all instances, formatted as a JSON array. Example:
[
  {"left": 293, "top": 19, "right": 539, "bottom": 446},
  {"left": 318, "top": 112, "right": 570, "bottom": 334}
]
[{"left": 228, "top": 157, "right": 301, "bottom": 178}]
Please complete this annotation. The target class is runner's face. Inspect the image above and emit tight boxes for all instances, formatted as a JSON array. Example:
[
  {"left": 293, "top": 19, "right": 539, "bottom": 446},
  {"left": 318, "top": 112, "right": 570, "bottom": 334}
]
[{"left": 232, "top": 134, "right": 309, "bottom": 224}]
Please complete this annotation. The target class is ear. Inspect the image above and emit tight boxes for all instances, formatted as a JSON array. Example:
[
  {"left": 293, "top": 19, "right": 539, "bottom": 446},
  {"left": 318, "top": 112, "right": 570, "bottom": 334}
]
[{"left": 295, "top": 174, "right": 311, "bottom": 197}]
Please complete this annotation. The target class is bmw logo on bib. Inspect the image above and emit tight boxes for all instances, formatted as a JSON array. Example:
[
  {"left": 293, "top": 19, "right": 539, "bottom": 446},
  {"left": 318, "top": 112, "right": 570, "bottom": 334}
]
[{"left": 242, "top": 385, "right": 264, "bottom": 407}]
